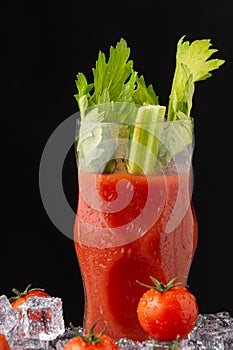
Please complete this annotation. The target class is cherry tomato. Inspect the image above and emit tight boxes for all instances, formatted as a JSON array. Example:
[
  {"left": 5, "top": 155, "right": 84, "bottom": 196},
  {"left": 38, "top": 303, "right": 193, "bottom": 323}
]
[
  {"left": 64, "top": 321, "right": 119, "bottom": 350},
  {"left": 0, "top": 334, "right": 10, "bottom": 350},
  {"left": 9, "top": 284, "right": 50, "bottom": 311},
  {"left": 137, "top": 276, "right": 198, "bottom": 342}
]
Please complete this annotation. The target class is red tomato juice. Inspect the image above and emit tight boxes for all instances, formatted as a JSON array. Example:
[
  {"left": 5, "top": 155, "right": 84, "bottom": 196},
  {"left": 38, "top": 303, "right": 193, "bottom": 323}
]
[{"left": 74, "top": 170, "right": 198, "bottom": 341}]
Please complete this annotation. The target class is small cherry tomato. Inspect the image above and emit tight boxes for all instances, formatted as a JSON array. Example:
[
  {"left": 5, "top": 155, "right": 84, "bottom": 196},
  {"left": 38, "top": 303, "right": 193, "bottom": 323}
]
[
  {"left": 64, "top": 320, "right": 119, "bottom": 350},
  {"left": 137, "top": 276, "right": 198, "bottom": 342}
]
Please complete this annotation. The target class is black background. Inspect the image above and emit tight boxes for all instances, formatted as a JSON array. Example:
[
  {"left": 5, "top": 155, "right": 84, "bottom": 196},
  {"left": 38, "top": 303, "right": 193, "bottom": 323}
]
[{"left": 3, "top": 0, "right": 233, "bottom": 327}]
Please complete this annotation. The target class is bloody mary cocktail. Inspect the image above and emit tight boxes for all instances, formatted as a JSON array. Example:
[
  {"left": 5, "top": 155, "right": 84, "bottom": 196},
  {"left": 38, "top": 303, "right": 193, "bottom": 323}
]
[
  {"left": 74, "top": 170, "right": 198, "bottom": 341},
  {"left": 72, "top": 35, "right": 224, "bottom": 342}
]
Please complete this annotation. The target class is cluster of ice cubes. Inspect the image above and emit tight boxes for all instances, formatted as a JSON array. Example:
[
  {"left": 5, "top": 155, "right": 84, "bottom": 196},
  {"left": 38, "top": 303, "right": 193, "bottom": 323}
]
[
  {"left": 116, "top": 312, "right": 233, "bottom": 350},
  {"left": 1, "top": 293, "right": 233, "bottom": 349},
  {"left": 0, "top": 294, "right": 65, "bottom": 349}
]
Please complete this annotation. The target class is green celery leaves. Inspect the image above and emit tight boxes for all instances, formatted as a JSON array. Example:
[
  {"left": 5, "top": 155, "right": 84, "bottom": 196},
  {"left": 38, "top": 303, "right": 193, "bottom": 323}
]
[
  {"left": 75, "top": 36, "right": 225, "bottom": 174},
  {"left": 75, "top": 38, "right": 158, "bottom": 112},
  {"left": 167, "top": 36, "right": 225, "bottom": 121}
]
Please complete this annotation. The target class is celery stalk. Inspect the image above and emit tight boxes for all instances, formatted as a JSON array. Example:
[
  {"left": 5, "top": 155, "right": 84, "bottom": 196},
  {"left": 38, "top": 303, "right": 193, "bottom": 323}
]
[{"left": 126, "top": 105, "right": 166, "bottom": 175}]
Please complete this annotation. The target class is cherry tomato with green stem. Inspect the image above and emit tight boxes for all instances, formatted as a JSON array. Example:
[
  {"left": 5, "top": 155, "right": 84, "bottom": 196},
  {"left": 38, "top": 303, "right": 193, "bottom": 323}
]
[
  {"left": 137, "top": 276, "right": 198, "bottom": 342},
  {"left": 64, "top": 320, "right": 119, "bottom": 350}
]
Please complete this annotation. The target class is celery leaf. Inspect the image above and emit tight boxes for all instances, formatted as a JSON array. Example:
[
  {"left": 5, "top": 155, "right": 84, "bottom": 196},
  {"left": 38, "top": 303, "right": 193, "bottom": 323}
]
[
  {"left": 133, "top": 75, "right": 159, "bottom": 106},
  {"left": 74, "top": 73, "right": 94, "bottom": 111},
  {"left": 168, "top": 36, "right": 225, "bottom": 120},
  {"left": 90, "top": 38, "right": 136, "bottom": 105}
]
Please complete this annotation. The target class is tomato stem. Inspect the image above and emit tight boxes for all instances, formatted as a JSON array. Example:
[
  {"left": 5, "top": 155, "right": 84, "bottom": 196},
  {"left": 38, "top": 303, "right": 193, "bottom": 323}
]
[
  {"left": 9, "top": 284, "right": 45, "bottom": 302},
  {"left": 136, "top": 276, "right": 182, "bottom": 292},
  {"left": 69, "top": 319, "right": 108, "bottom": 343},
  {"left": 168, "top": 339, "right": 179, "bottom": 350}
]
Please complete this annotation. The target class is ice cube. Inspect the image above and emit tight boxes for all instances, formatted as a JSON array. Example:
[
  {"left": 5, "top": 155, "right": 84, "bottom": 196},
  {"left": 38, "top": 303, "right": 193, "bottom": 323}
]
[
  {"left": 195, "top": 312, "right": 233, "bottom": 331},
  {"left": 178, "top": 338, "right": 203, "bottom": 350},
  {"left": 7, "top": 332, "right": 50, "bottom": 350},
  {"left": 18, "top": 296, "right": 65, "bottom": 341},
  {"left": 187, "top": 312, "right": 233, "bottom": 350},
  {"left": 224, "top": 330, "right": 233, "bottom": 350},
  {"left": 0, "top": 295, "right": 18, "bottom": 335},
  {"left": 116, "top": 338, "right": 141, "bottom": 350}
]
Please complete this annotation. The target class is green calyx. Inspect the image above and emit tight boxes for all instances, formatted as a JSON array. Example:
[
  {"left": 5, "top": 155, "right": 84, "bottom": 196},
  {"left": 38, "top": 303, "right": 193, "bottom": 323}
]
[
  {"left": 136, "top": 276, "right": 182, "bottom": 293},
  {"left": 70, "top": 319, "right": 108, "bottom": 344},
  {"left": 9, "top": 284, "right": 45, "bottom": 302}
]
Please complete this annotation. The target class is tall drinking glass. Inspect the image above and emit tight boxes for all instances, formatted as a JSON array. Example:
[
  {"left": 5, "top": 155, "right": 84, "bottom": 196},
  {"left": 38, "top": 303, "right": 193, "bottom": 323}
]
[{"left": 74, "top": 103, "right": 198, "bottom": 341}]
